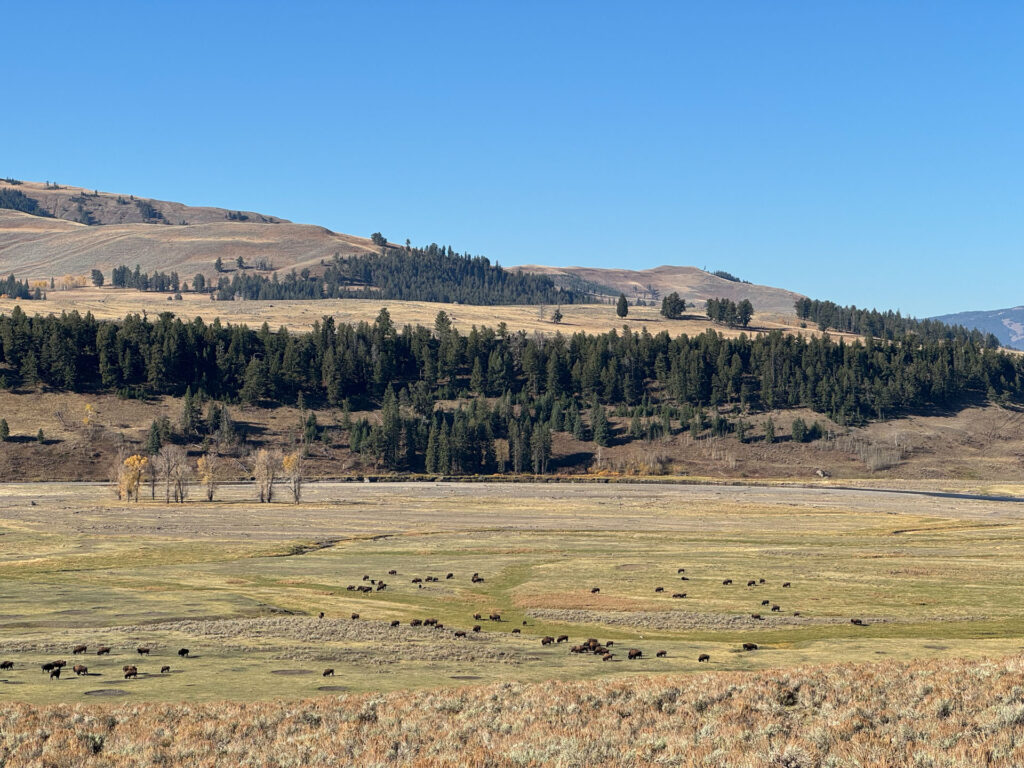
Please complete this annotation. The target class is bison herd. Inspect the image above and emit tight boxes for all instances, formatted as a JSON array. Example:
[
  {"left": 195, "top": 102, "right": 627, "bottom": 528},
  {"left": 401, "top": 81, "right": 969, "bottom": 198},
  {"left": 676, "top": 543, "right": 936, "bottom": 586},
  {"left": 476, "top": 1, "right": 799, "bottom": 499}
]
[{"left": 0, "top": 644, "right": 192, "bottom": 683}]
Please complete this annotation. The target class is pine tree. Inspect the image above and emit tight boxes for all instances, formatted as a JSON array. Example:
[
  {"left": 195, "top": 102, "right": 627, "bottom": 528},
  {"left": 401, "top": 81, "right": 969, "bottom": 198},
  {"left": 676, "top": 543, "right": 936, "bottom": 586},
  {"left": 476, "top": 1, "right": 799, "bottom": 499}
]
[
  {"left": 240, "top": 357, "right": 268, "bottom": 404},
  {"left": 0, "top": 418, "right": 8, "bottom": 442},
  {"left": 531, "top": 422, "right": 551, "bottom": 473},
  {"left": 146, "top": 420, "right": 162, "bottom": 454},
  {"left": 616, "top": 293, "right": 629, "bottom": 318},
  {"left": 425, "top": 419, "right": 439, "bottom": 472},
  {"left": 591, "top": 400, "right": 610, "bottom": 447}
]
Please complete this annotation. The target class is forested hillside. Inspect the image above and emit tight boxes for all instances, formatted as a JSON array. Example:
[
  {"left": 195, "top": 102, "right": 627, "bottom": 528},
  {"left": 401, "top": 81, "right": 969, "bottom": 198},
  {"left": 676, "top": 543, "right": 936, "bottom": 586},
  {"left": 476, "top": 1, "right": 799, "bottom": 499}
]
[{"left": 0, "top": 306, "right": 1018, "bottom": 473}]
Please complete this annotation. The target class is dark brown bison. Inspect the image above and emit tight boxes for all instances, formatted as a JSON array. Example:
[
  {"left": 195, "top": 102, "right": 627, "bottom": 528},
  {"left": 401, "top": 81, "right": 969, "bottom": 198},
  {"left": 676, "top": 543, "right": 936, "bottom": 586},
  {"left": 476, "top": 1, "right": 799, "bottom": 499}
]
[
  {"left": 376, "top": 583, "right": 387, "bottom": 591},
  {"left": 322, "top": 669, "right": 334, "bottom": 677},
  {"left": 433, "top": 623, "right": 445, "bottom": 630},
  {"left": 96, "top": 646, "right": 111, "bottom": 655},
  {"left": 759, "top": 578, "right": 765, "bottom": 584},
  {"left": 423, "top": 618, "right": 437, "bottom": 626},
  {"left": 793, "top": 611, "right": 801, "bottom": 616},
  {"left": 41, "top": 662, "right": 55, "bottom": 673},
  {"left": 747, "top": 580, "right": 756, "bottom": 587},
  {"left": 362, "top": 575, "right": 369, "bottom": 581},
  {"left": 782, "top": 582, "right": 791, "bottom": 588},
  {"left": 590, "top": 587, "right": 600, "bottom": 594},
  {"left": 627, "top": 649, "right": 642, "bottom": 660},
  {"left": 601, "top": 653, "right": 614, "bottom": 661},
  {"left": 723, "top": 579, "right": 732, "bottom": 585},
  {"left": 512, "top": 628, "right": 521, "bottom": 634},
  {"left": 318, "top": 611, "right": 325, "bottom": 619},
  {"left": 137, "top": 647, "right": 150, "bottom": 655},
  {"left": 742, "top": 642, "right": 758, "bottom": 651},
  {"left": 124, "top": 667, "right": 138, "bottom": 679},
  {"left": 454, "top": 631, "right": 466, "bottom": 638},
  {"left": 49, "top": 668, "right": 61, "bottom": 680},
  {"left": 679, "top": 576, "right": 689, "bottom": 581},
  {"left": 851, "top": 618, "right": 865, "bottom": 626},
  {"left": 771, "top": 605, "right": 781, "bottom": 612},
  {"left": 73, "top": 645, "right": 87, "bottom": 655},
  {"left": 672, "top": 593, "right": 686, "bottom": 598},
  {"left": 358, "top": 586, "right": 372, "bottom": 593},
  {"left": 410, "top": 619, "right": 423, "bottom": 626},
  {"left": 53, "top": 660, "right": 66, "bottom": 668},
  {"left": 346, "top": 585, "right": 356, "bottom": 591},
  {"left": 677, "top": 568, "right": 685, "bottom": 573},
  {"left": 570, "top": 644, "right": 585, "bottom": 654},
  {"left": 605, "top": 641, "right": 614, "bottom": 647},
  {"left": 489, "top": 613, "right": 501, "bottom": 622},
  {"left": 446, "top": 573, "right": 454, "bottom": 579},
  {"left": 656, "top": 650, "right": 667, "bottom": 658},
  {"left": 178, "top": 648, "right": 190, "bottom": 658},
  {"left": 473, "top": 613, "right": 482, "bottom": 620},
  {"left": 654, "top": 587, "right": 664, "bottom": 593},
  {"left": 698, "top": 653, "right": 710, "bottom": 662},
  {"left": 556, "top": 635, "right": 569, "bottom": 643},
  {"left": 388, "top": 569, "right": 397, "bottom": 575},
  {"left": 411, "top": 578, "right": 422, "bottom": 584},
  {"left": 751, "top": 614, "right": 762, "bottom": 619},
  {"left": 0, "top": 660, "right": 12, "bottom": 670},
  {"left": 73, "top": 664, "right": 88, "bottom": 675},
  {"left": 351, "top": 613, "right": 360, "bottom": 620},
  {"left": 161, "top": 665, "right": 171, "bottom": 674},
  {"left": 541, "top": 636, "right": 555, "bottom": 646},
  {"left": 761, "top": 599, "right": 770, "bottom": 606},
  {"left": 390, "top": 620, "right": 400, "bottom": 627},
  {"left": 472, "top": 625, "right": 481, "bottom": 632}
]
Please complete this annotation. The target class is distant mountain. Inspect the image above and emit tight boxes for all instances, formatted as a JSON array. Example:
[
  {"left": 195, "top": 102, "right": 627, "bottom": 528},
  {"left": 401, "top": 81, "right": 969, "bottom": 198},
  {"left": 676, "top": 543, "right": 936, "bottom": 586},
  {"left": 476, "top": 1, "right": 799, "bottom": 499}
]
[
  {"left": 515, "top": 264, "right": 804, "bottom": 315},
  {"left": 932, "top": 307, "right": 1024, "bottom": 350}
]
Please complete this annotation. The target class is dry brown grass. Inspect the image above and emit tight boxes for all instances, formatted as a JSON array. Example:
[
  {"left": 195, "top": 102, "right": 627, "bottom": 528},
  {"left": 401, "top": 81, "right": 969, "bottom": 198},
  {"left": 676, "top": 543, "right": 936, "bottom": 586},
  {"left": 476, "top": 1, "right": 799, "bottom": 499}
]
[{"left": 3, "top": 655, "right": 1024, "bottom": 766}]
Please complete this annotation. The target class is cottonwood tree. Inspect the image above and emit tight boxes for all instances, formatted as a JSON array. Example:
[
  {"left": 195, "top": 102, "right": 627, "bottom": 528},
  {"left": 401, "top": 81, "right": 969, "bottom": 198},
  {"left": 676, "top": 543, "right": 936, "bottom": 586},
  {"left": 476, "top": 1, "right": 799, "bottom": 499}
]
[
  {"left": 283, "top": 450, "right": 304, "bottom": 504},
  {"left": 252, "top": 448, "right": 282, "bottom": 503},
  {"left": 118, "top": 454, "right": 148, "bottom": 502},
  {"left": 196, "top": 452, "right": 220, "bottom": 502}
]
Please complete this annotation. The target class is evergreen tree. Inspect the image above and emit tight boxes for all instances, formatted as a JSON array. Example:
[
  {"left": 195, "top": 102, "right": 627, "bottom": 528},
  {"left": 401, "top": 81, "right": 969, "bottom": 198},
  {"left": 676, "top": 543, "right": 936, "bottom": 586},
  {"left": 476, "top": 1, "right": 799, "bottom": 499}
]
[
  {"left": 90, "top": 269, "right": 104, "bottom": 287},
  {"left": 616, "top": 293, "right": 629, "bottom": 318},
  {"left": 591, "top": 400, "right": 610, "bottom": 447},
  {"left": 146, "top": 420, "right": 162, "bottom": 454},
  {"left": 660, "top": 292, "right": 686, "bottom": 319},
  {"left": 531, "top": 422, "right": 551, "bottom": 473},
  {"left": 0, "top": 418, "right": 7, "bottom": 441}
]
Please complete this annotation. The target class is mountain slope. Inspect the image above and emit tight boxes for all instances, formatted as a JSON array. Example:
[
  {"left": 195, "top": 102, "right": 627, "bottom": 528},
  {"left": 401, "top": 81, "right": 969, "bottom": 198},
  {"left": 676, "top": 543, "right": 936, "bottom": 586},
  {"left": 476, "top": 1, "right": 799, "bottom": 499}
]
[
  {"left": 932, "top": 307, "right": 1024, "bottom": 350},
  {"left": 516, "top": 264, "right": 804, "bottom": 315}
]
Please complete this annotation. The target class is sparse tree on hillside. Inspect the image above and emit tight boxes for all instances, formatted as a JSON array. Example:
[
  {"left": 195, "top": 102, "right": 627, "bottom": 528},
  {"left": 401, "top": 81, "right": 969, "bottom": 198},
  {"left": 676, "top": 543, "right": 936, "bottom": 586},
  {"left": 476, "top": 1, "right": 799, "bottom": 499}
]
[
  {"left": 236, "top": 256, "right": 245, "bottom": 270},
  {"left": 0, "top": 418, "right": 8, "bottom": 442},
  {"left": 660, "top": 292, "right": 685, "bottom": 319},
  {"left": 616, "top": 293, "right": 629, "bottom": 318},
  {"left": 214, "top": 257, "right": 224, "bottom": 273},
  {"left": 370, "top": 232, "right": 387, "bottom": 247},
  {"left": 36, "top": 428, "right": 44, "bottom": 444}
]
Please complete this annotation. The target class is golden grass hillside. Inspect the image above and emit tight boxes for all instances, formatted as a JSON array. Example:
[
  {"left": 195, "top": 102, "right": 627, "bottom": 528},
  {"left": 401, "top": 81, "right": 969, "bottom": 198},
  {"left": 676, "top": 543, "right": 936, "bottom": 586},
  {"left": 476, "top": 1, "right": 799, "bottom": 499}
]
[{"left": 3, "top": 656, "right": 1024, "bottom": 767}]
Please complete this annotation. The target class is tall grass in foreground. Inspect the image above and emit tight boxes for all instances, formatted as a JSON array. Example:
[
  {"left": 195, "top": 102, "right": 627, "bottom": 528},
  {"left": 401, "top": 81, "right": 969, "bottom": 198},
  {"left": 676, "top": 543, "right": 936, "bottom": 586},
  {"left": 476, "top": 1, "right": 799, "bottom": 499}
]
[{"left": 3, "top": 655, "right": 1024, "bottom": 767}]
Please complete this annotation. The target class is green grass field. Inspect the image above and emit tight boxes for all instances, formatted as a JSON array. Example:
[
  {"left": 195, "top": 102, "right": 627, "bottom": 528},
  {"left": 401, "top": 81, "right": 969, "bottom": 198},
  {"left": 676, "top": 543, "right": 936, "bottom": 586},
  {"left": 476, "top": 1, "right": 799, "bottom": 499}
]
[{"left": 2, "top": 481, "right": 1024, "bottom": 704}]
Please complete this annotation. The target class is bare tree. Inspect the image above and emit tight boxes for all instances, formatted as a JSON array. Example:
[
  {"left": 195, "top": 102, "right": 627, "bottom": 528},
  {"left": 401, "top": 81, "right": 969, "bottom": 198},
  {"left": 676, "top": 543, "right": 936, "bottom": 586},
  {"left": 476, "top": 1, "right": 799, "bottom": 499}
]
[
  {"left": 252, "top": 448, "right": 282, "bottom": 503},
  {"left": 283, "top": 450, "right": 304, "bottom": 504},
  {"left": 196, "top": 452, "right": 220, "bottom": 502},
  {"left": 156, "top": 445, "right": 190, "bottom": 503}
]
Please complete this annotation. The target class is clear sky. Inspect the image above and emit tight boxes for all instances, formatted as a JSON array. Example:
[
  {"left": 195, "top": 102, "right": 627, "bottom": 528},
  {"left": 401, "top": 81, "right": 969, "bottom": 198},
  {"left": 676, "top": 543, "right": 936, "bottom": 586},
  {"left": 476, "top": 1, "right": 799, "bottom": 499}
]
[{"left": 4, "top": 2, "right": 1023, "bottom": 317}]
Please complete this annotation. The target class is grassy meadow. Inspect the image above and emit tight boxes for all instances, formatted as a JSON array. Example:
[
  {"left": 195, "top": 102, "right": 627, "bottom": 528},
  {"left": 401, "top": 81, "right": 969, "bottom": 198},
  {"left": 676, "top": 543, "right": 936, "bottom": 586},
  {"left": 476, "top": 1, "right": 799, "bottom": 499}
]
[{"left": 2, "top": 481, "right": 1024, "bottom": 708}]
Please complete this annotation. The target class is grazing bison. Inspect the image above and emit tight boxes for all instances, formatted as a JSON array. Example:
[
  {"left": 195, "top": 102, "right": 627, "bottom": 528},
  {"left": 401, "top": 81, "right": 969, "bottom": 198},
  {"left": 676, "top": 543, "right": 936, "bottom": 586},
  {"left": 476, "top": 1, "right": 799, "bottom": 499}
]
[
  {"left": 346, "top": 585, "right": 356, "bottom": 591},
  {"left": 410, "top": 619, "right": 423, "bottom": 627},
  {"left": 124, "top": 667, "right": 138, "bottom": 679},
  {"left": 747, "top": 580, "right": 757, "bottom": 587},
  {"left": 627, "top": 649, "right": 642, "bottom": 660},
  {"left": 318, "top": 612, "right": 325, "bottom": 619},
  {"left": 742, "top": 642, "right": 758, "bottom": 651},
  {"left": 761, "top": 599, "right": 770, "bottom": 606},
  {"left": 751, "top": 614, "right": 762, "bottom": 620},
  {"left": 137, "top": 647, "right": 151, "bottom": 655},
  {"left": 473, "top": 613, "right": 482, "bottom": 620},
  {"left": 473, "top": 625, "right": 482, "bottom": 632},
  {"left": 782, "top": 582, "right": 791, "bottom": 588},
  {"left": 96, "top": 646, "right": 111, "bottom": 655},
  {"left": 672, "top": 593, "right": 686, "bottom": 599},
  {"left": 541, "top": 636, "right": 555, "bottom": 646},
  {"left": 411, "top": 578, "right": 422, "bottom": 584},
  {"left": 53, "top": 660, "right": 66, "bottom": 668},
  {"left": 0, "top": 660, "right": 12, "bottom": 670},
  {"left": 73, "top": 645, "right": 87, "bottom": 655},
  {"left": 556, "top": 635, "right": 569, "bottom": 643},
  {"left": 161, "top": 666, "right": 171, "bottom": 674},
  {"left": 41, "top": 662, "right": 55, "bottom": 673},
  {"left": 73, "top": 664, "right": 88, "bottom": 676},
  {"left": 677, "top": 568, "right": 685, "bottom": 573},
  {"left": 679, "top": 576, "right": 689, "bottom": 581},
  {"left": 423, "top": 618, "right": 437, "bottom": 626},
  {"left": 723, "top": 579, "right": 733, "bottom": 585},
  {"left": 49, "top": 668, "right": 61, "bottom": 680},
  {"left": 759, "top": 578, "right": 765, "bottom": 584},
  {"left": 654, "top": 587, "right": 664, "bottom": 593},
  {"left": 793, "top": 612, "right": 801, "bottom": 616},
  {"left": 454, "top": 631, "right": 466, "bottom": 638},
  {"left": 851, "top": 618, "right": 865, "bottom": 626},
  {"left": 390, "top": 620, "right": 400, "bottom": 627},
  {"left": 771, "top": 605, "right": 781, "bottom": 612},
  {"left": 350, "top": 613, "right": 360, "bottom": 620},
  {"left": 656, "top": 650, "right": 667, "bottom": 658},
  {"left": 178, "top": 648, "right": 190, "bottom": 658},
  {"left": 322, "top": 669, "right": 335, "bottom": 677},
  {"left": 590, "top": 587, "right": 600, "bottom": 594},
  {"left": 358, "top": 586, "right": 372, "bottom": 593},
  {"left": 376, "top": 583, "right": 387, "bottom": 591},
  {"left": 489, "top": 613, "right": 501, "bottom": 622},
  {"left": 601, "top": 653, "right": 614, "bottom": 661},
  {"left": 512, "top": 628, "right": 521, "bottom": 634},
  {"left": 433, "top": 623, "right": 445, "bottom": 630},
  {"left": 698, "top": 653, "right": 710, "bottom": 662},
  {"left": 388, "top": 569, "right": 397, "bottom": 575},
  {"left": 446, "top": 573, "right": 454, "bottom": 579},
  {"left": 362, "top": 575, "right": 369, "bottom": 581}
]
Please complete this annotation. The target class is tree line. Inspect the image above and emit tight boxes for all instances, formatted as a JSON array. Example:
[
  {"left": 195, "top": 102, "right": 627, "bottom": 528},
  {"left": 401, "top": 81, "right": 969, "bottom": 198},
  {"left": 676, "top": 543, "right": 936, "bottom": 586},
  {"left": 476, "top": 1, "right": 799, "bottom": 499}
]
[
  {"left": 0, "top": 275, "right": 43, "bottom": 300},
  {"left": 794, "top": 297, "right": 997, "bottom": 346}
]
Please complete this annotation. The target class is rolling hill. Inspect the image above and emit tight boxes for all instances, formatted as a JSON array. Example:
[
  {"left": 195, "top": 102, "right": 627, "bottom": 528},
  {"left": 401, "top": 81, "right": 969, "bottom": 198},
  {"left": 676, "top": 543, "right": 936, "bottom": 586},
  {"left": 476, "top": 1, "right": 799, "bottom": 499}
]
[{"left": 932, "top": 306, "right": 1024, "bottom": 350}]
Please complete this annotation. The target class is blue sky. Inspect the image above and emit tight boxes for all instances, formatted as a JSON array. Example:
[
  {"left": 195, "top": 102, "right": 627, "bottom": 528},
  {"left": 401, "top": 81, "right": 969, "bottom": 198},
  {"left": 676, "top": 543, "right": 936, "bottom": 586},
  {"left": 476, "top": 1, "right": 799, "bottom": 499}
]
[{"left": 4, "top": 2, "right": 1023, "bottom": 317}]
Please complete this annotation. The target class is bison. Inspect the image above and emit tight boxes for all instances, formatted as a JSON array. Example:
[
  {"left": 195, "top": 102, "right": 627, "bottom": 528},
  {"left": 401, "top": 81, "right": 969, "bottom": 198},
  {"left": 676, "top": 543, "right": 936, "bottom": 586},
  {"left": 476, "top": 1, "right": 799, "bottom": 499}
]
[
  {"left": 761, "top": 599, "right": 770, "bottom": 606},
  {"left": 446, "top": 573, "right": 454, "bottom": 579},
  {"left": 178, "top": 648, "right": 190, "bottom": 658},
  {"left": 698, "top": 653, "right": 710, "bottom": 662},
  {"left": 627, "top": 649, "right": 642, "bottom": 660},
  {"left": 751, "top": 614, "right": 762, "bottom": 619},
  {"left": 759, "top": 578, "right": 765, "bottom": 584},
  {"left": 679, "top": 576, "right": 689, "bottom": 581},
  {"left": 318, "top": 611, "right": 325, "bottom": 619},
  {"left": 454, "top": 631, "right": 466, "bottom": 638},
  {"left": 590, "top": 587, "right": 600, "bottom": 594},
  {"left": 322, "top": 669, "right": 335, "bottom": 677},
  {"left": 0, "top": 660, "right": 12, "bottom": 670},
  {"left": 41, "top": 662, "right": 55, "bottom": 673},
  {"left": 388, "top": 569, "right": 397, "bottom": 575},
  {"left": 410, "top": 619, "right": 423, "bottom": 626},
  {"left": 124, "top": 668, "right": 138, "bottom": 679},
  {"left": 723, "top": 579, "right": 733, "bottom": 585},
  {"left": 390, "top": 620, "right": 400, "bottom": 627},
  {"left": 771, "top": 605, "right": 781, "bottom": 612},
  {"left": 512, "top": 628, "right": 521, "bottom": 634},
  {"left": 96, "top": 646, "right": 111, "bottom": 655},
  {"left": 161, "top": 665, "right": 171, "bottom": 674},
  {"left": 601, "top": 653, "right": 614, "bottom": 661},
  {"left": 742, "top": 642, "right": 758, "bottom": 651},
  {"left": 851, "top": 618, "right": 865, "bottom": 626},
  {"left": 556, "top": 635, "right": 569, "bottom": 643},
  {"left": 654, "top": 587, "right": 664, "bottom": 593},
  {"left": 473, "top": 625, "right": 482, "bottom": 632},
  {"left": 656, "top": 650, "right": 667, "bottom": 658},
  {"left": 351, "top": 613, "right": 360, "bottom": 620},
  {"left": 473, "top": 613, "right": 482, "bottom": 620},
  {"left": 411, "top": 578, "right": 422, "bottom": 584},
  {"left": 72, "top": 645, "right": 87, "bottom": 655},
  {"left": 672, "top": 593, "right": 686, "bottom": 598},
  {"left": 541, "top": 636, "right": 555, "bottom": 646},
  {"left": 747, "top": 580, "right": 757, "bottom": 587},
  {"left": 489, "top": 613, "right": 501, "bottom": 622},
  {"left": 677, "top": 568, "right": 686, "bottom": 573},
  {"left": 49, "top": 667, "right": 61, "bottom": 680},
  {"left": 73, "top": 664, "right": 88, "bottom": 676},
  {"left": 137, "top": 647, "right": 151, "bottom": 655},
  {"left": 782, "top": 582, "right": 791, "bottom": 588}
]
